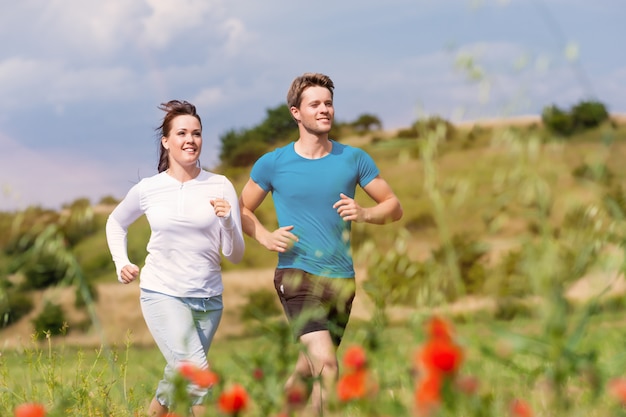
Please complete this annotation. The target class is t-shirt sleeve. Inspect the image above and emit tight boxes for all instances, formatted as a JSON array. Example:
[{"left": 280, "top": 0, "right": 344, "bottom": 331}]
[
  {"left": 250, "top": 152, "right": 274, "bottom": 192},
  {"left": 356, "top": 149, "right": 380, "bottom": 187}
]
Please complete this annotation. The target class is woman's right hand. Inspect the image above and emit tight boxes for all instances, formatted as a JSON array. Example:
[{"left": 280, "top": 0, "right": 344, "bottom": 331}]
[{"left": 120, "top": 264, "right": 139, "bottom": 284}]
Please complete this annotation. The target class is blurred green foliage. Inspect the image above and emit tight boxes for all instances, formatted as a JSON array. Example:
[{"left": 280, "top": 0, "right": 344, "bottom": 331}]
[
  {"left": 542, "top": 100, "right": 610, "bottom": 136},
  {"left": 0, "top": 99, "right": 625, "bottom": 341}
]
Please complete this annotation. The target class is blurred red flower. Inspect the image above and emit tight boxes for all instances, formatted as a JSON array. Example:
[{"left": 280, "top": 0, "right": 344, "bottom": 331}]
[
  {"left": 177, "top": 362, "right": 219, "bottom": 388},
  {"left": 509, "top": 398, "right": 533, "bottom": 417},
  {"left": 178, "top": 362, "right": 198, "bottom": 379},
  {"left": 342, "top": 345, "right": 367, "bottom": 370},
  {"left": 285, "top": 381, "right": 308, "bottom": 406},
  {"left": 218, "top": 384, "right": 249, "bottom": 414},
  {"left": 419, "top": 337, "right": 464, "bottom": 375},
  {"left": 337, "top": 369, "right": 368, "bottom": 401},
  {"left": 425, "top": 316, "right": 453, "bottom": 342},
  {"left": 415, "top": 373, "right": 441, "bottom": 416},
  {"left": 193, "top": 369, "right": 219, "bottom": 388},
  {"left": 14, "top": 403, "right": 46, "bottom": 417},
  {"left": 252, "top": 367, "right": 264, "bottom": 381},
  {"left": 609, "top": 378, "right": 626, "bottom": 404}
]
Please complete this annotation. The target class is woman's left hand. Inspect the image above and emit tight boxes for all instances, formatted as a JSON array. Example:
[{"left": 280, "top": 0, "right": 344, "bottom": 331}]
[{"left": 211, "top": 198, "right": 231, "bottom": 218}]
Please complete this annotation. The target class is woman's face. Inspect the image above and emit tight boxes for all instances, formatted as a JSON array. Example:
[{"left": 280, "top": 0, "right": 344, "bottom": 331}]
[{"left": 161, "top": 114, "right": 202, "bottom": 169}]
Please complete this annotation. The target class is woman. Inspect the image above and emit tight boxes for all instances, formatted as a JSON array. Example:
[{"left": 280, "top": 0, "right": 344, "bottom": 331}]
[{"left": 106, "top": 100, "right": 244, "bottom": 416}]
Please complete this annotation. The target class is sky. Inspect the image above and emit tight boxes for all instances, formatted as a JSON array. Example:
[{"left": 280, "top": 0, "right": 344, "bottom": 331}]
[{"left": 1, "top": 0, "right": 624, "bottom": 211}]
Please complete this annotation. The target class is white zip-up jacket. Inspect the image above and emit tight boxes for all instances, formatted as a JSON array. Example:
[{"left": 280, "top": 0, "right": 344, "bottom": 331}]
[{"left": 105, "top": 170, "right": 245, "bottom": 298}]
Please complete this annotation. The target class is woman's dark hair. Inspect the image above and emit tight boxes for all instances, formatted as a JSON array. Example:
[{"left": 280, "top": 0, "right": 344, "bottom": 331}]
[{"left": 156, "top": 100, "right": 202, "bottom": 173}]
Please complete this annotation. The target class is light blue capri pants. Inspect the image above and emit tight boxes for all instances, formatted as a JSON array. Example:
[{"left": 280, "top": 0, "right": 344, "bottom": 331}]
[{"left": 140, "top": 288, "right": 223, "bottom": 407}]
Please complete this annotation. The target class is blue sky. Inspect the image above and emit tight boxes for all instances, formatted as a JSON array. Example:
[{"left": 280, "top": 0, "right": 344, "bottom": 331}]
[{"left": 1, "top": 0, "right": 624, "bottom": 211}]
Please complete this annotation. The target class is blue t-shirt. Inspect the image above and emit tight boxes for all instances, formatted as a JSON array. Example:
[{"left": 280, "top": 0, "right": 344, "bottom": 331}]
[{"left": 250, "top": 140, "right": 379, "bottom": 278}]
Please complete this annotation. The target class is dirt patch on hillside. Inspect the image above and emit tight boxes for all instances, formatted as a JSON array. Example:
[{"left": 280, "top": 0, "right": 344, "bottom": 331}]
[
  {"left": 0, "top": 267, "right": 378, "bottom": 350},
  {"left": 2, "top": 261, "right": 625, "bottom": 351}
]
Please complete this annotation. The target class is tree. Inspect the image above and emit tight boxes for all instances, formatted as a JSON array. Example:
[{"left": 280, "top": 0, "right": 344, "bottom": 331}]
[{"left": 352, "top": 113, "right": 382, "bottom": 133}]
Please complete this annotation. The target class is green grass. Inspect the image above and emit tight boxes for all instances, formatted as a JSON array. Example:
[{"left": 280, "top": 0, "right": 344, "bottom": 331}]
[{"left": 3, "top": 308, "right": 626, "bottom": 416}]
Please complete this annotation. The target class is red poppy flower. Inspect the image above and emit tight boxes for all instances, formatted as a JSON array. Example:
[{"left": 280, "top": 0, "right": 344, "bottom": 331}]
[
  {"left": 193, "top": 369, "right": 219, "bottom": 388},
  {"left": 14, "top": 403, "right": 46, "bottom": 417},
  {"left": 285, "top": 381, "right": 308, "bottom": 406},
  {"left": 425, "top": 316, "right": 453, "bottom": 342},
  {"left": 609, "top": 378, "right": 626, "bottom": 404},
  {"left": 342, "top": 345, "right": 367, "bottom": 370},
  {"left": 419, "top": 338, "right": 464, "bottom": 375},
  {"left": 415, "top": 373, "right": 441, "bottom": 416},
  {"left": 337, "top": 369, "right": 368, "bottom": 402},
  {"left": 218, "top": 384, "right": 249, "bottom": 414},
  {"left": 178, "top": 362, "right": 199, "bottom": 379},
  {"left": 252, "top": 367, "right": 264, "bottom": 381},
  {"left": 177, "top": 362, "right": 218, "bottom": 388},
  {"left": 509, "top": 398, "right": 533, "bottom": 417}
]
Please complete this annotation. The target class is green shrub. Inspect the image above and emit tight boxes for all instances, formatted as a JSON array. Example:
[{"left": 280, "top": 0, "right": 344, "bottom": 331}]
[
  {"left": 74, "top": 281, "right": 99, "bottom": 308},
  {"left": 240, "top": 288, "right": 282, "bottom": 321},
  {"left": 431, "top": 233, "right": 489, "bottom": 295},
  {"left": 542, "top": 104, "right": 575, "bottom": 136},
  {"left": 571, "top": 100, "right": 609, "bottom": 129},
  {"left": 32, "top": 300, "right": 67, "bottom": 337},
  {"left": 404, "top": 212, "right": 437, "bottom": 232},
  {"left": 603, "top": 185, "right": 626, "bottom": 220},
  {"left": 542, "top": 100, "right": 610, "bottom": 137},
  {"left": 0, "top": 290, "right": 34, "bottom": 327},
  {"left": 571, "top": 162, "right": 614, "bottom": 185}
]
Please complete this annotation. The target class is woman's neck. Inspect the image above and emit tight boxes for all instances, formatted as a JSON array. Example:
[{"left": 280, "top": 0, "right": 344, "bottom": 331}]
[{"left": 166, "top": 164, "right": 201, "bottom": 182}]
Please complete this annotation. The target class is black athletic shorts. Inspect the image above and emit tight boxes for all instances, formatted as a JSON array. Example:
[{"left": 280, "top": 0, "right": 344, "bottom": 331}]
[{"left": 273, "top": 268, "right": 356, "bottom": 346}]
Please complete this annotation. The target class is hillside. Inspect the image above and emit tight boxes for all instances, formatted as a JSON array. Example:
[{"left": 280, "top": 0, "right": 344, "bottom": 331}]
[{"left": 2, "top": 115, "right": 626, "bottom": 350}]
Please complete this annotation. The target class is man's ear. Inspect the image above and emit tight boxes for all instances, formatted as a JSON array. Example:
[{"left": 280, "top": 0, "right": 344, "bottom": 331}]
[{"left": 290, "top": 106, "right": 300, "bottom": 123}]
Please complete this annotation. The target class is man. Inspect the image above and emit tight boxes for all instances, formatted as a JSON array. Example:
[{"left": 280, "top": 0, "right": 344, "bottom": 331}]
[{"left": 239, "top": 72, "right": 403, "bottom": 415}]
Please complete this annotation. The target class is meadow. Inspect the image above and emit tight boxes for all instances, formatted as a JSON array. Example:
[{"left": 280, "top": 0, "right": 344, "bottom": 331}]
[{"left": 2, "top": 116, "right": 626, "bottom": 416}]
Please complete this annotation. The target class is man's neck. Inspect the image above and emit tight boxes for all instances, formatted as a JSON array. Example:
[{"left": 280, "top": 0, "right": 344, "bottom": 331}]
[{"left": 294, "top": 134, "right": 332, "bottom": 159}]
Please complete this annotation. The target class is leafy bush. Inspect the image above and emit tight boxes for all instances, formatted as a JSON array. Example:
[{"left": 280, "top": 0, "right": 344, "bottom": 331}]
[
  {"left": 74, "top": 280, "right": 99, "bottom": 308},
  {"left": 542, "top": 104, "right": 575, "bottom": 136},
  {"left": 542, "top": 100, "right": 609, "bottom": 136},
  {"left": 240, "top": 288, "right": 282, "bottom": 321},
  {"left": 571, "top": 162, "right": 614, "bottom": 185},
  {"left": 32, "top": 300, "right": 67, "bottom": 337},
  {"left": 571, "top": 100, "right": 609, "bottom": 129},
  {"left": 361, "top": 231, "right": 428, "bottom": 308},
  {"left": 351, "top": 113, "right": 382, "bottom": 134},
  {"left": 60, "top": 199, "right": 96, "bottom": 247},
  {"left": 431, "top": 233, "right": 489, "bottom": 295},
  {"left": 603, "top": 185, "right": 626, "bottom": 220},
  {"left": 0, "top": 290, "right": 34, "bottom": 327},
  {"left": 10, "top": 229, "right": 70, "bottom": 290},
  {"left": 404, "top": 212, "right": 437, "bottom": 232},
  {"left": 396, "top": 116, "right": 455, "bottom": 141}
]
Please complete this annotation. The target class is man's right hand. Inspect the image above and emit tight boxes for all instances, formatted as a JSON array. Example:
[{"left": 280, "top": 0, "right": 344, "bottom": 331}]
[{"left": 263, "top": 225, "right": 299, "bottom": 253}]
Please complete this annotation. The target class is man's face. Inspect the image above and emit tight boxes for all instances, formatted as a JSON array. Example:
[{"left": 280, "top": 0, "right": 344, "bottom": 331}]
[{"left": 291, "top": 86, "right": 334, "bottom": 136}]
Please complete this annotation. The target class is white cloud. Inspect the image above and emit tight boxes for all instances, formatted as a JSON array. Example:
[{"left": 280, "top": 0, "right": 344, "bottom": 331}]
[
  {"left": 0, "top": 133, "right": 141, "bottom": 211},
  {"left": 139, "top": 0, "right": 228, "bottom": 49}
]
